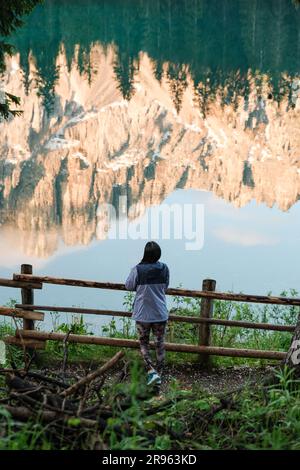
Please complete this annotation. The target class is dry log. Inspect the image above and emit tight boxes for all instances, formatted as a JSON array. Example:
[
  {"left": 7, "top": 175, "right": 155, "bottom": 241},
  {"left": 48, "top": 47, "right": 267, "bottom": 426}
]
[
  {"left": 9, "top": 391, "right": 75, "bottom": 415},
  {"left": 3, "top": 405, "right": 98, "bottom": 428},
  {"left": 6, "top": 374, "right": 39, "bottom": 393},
  {"left": 3, "top": 405, "right": 53, "bottom": 421},
  {"left": 0, "top": 368, "right": 26, "bottom": 374}
]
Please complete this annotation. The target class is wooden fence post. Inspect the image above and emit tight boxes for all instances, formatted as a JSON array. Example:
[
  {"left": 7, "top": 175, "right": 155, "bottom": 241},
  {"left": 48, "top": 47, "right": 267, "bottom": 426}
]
[
  {"left": 199, "top": 278, "right": 216, "bottom": 368},
  {"left": 21, "top": 264, "right": 35, "bottom": 332}
]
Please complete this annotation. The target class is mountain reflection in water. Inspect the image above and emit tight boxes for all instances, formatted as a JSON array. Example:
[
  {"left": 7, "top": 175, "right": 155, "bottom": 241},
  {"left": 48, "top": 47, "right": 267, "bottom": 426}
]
[{"left": 0, "top": 0, "right": 299, "bottom": 263}]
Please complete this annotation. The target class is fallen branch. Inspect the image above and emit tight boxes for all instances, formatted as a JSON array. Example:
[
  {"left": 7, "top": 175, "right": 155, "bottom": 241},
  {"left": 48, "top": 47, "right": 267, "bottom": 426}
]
[
  {"left": 25, "top": 371, "right": 69, "bottom": 389},
  {"left": 3, "top": 405, "right": 98, "bottom": 428},
  {"left": 60, "top": 350, "right": 125, "bottom": 398}
]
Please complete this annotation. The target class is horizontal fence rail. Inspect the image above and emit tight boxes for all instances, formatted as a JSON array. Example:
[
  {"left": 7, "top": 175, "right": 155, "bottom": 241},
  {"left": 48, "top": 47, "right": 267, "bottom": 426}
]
[
  {"left": 16, "top": 329, "right": 287, "bottom": 361},
  {"left": 0, "top": 266, "right": 298, "bottom": 362},
  {"left": 15, "top": 304, "right": 296, "bottom": 333},
  {"left": 0, "top": 278, "right": 42, "bottom": 290},
  {"left": 13, "top": 274, "right": 300, "bottom": 306},
  {"left": 0, "top": 306, "right": 44, "bottom": 321}
]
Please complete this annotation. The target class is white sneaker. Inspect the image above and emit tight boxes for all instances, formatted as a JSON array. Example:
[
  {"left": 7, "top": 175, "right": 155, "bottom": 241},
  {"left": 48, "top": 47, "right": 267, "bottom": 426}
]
[{"left": 147, "top": 370, "right": 161, "bottom": 386}]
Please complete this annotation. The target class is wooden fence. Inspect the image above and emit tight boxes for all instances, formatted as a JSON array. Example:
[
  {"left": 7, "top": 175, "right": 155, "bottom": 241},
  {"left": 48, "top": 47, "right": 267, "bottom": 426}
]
[{"left": 0, "top": 263, "right": 299, "bottom": 364}]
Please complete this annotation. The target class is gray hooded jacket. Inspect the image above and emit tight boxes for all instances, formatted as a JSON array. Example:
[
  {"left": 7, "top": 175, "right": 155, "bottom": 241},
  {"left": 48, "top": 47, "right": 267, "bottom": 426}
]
[{"left": 125, "top": 262, "right": 169, "bottom": 322}]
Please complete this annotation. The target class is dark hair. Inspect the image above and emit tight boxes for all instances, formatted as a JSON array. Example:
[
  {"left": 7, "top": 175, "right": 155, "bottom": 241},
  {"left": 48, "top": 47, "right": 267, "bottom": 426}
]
[{"left": 140, "top": 241, "right": 161, "bottom": 264}]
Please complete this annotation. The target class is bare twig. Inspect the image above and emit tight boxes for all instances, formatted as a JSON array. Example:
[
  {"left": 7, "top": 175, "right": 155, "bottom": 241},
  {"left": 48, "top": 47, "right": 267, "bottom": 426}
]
[
  {"left": 60, "top": 351, "right": 125, "bottom": 398},
  {"left": 25, "top": 371, "right": 69, "bottom": 389},
  {"left": 77, "top": 384, "right": 89, "bottom": 416},
  {"left": 25, "top": 349, "right": 37, "bottom": 373}
]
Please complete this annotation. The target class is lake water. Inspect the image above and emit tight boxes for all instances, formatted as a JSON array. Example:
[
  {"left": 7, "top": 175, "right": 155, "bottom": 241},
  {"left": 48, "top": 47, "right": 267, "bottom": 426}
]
[{"left": 0, "top": 0, "right": 300, "bottom": 331}]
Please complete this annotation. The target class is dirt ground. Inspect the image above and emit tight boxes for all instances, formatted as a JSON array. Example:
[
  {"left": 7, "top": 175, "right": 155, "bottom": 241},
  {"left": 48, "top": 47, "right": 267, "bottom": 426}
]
[
  {"left": 38, "top": 360, "right": 274, "bottom": 396},
  {"left": 159, "top": 363, "right": 274, "bottom": 394}
]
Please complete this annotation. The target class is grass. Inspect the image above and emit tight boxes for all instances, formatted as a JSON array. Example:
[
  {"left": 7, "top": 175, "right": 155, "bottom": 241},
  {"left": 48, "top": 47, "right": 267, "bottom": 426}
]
[
  {"left": 201, "top": 367, "right": 300, "bottom": 450},
  {"left": 0, "top": 414, "right": 52, "bottom": 450},
  {"left": 0, "top": 290, "right": 299, "bottom": 450},
  {"left": 81, "top": 365, "right": 300, "bottom": 450},
  {"left": 1, "top": 360, "right": 299, "bottom": 450}
]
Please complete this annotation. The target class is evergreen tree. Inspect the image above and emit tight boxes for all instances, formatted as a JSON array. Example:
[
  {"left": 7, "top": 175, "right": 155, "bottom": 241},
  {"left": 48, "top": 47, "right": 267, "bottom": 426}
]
[
  {"left": 113, "top": 51, "right": 138, "bottom": 101},
  {"left": 166, "top": 63, "right": 188, "bottom": 114},
  {"left": 0, "top": 0, "right": 42, "bottom": 120},
  {"left": 2, "top": 0, "right": 299, "bottom": 118}
]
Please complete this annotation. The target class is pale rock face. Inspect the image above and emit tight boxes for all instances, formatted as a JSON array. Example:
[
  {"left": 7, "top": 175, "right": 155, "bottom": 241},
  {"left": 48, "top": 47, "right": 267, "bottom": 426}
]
[{"left": 0, "top": 44, "right": 299, "bottom": 257}]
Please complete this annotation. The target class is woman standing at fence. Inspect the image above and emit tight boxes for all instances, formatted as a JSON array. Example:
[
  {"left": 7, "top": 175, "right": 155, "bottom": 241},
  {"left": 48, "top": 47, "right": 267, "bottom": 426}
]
[{"left": 125, "top": 241, "right": 169, "bottom": 386}]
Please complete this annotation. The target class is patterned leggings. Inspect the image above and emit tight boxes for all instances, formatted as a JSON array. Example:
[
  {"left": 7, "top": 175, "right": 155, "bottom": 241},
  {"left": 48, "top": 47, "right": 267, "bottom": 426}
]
[{"left": 136, "top": 321, "right": 167, "bottom": 372}]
